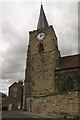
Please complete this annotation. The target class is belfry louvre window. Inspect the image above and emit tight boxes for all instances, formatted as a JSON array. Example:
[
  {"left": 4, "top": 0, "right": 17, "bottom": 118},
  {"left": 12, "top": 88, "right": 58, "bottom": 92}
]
[{"left": 39, "top": 43, "right": 44, "bottom": 52}]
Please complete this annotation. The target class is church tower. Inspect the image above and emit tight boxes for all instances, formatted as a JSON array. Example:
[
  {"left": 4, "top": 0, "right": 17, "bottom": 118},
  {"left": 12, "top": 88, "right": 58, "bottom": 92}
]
[{"left": 24, "top": 4, "right": 60, "bottom": 112}]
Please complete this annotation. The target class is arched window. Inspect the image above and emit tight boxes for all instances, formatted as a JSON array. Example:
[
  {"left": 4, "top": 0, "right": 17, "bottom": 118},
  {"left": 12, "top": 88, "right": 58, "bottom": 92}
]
[{"left": 38, "top": 43, "right": 44, "bottom": 53}]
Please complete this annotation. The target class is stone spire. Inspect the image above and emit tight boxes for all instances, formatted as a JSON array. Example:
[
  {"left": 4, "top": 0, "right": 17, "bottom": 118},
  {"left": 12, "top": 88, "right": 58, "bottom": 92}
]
[{"left": 37, "top": 4, "right": 49, "bottom": 29}]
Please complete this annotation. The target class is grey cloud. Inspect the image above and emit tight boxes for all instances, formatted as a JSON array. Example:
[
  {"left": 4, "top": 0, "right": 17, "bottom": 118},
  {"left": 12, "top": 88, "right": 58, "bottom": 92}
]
[
  {"left": 2, "top": 22, "right": 27, "bottom": 82},
  {"left": 46, "top": 2, "right": 78, "bottom": 56},
  {"left": 78, "top": 2, "right": 80, "bottom": 53}
]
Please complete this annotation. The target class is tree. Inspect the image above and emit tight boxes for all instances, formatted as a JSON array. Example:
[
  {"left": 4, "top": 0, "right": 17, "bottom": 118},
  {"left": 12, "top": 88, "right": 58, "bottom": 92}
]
[{"left": 0, "top": 92, "right": 7, "bottom": 98}]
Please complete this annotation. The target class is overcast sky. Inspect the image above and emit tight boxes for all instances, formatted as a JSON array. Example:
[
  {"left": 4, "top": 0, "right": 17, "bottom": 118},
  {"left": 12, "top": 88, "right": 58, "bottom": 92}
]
[{"left": 0, "top": 0, "right": 79, "bottom": 95}]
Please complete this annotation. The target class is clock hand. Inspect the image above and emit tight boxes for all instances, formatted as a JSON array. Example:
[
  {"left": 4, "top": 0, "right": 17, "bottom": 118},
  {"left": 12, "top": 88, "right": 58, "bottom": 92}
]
[{"left": 40, "top": 34, "right": 43, "bottom": 37}]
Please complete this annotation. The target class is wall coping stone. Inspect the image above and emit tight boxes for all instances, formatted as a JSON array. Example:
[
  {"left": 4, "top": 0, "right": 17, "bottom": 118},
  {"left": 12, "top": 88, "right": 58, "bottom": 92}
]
[{"left": 30, "top": 90, "right": 80, "bottom": 98}]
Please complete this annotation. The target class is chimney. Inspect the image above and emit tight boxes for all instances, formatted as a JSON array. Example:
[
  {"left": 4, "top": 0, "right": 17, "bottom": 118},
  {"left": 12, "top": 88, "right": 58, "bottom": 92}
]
[{"left": 18, "top": 80, "right": 23, "bottom": 87}]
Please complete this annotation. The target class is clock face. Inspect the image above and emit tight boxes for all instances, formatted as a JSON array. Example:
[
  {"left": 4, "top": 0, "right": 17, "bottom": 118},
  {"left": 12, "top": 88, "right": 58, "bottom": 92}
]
[{"left": 37, "top": 32, "right": 45, "bottom": 40}]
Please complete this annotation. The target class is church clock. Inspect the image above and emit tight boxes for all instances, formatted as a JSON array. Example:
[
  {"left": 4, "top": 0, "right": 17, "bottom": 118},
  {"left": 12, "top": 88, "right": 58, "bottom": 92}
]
[{"left": 37, "top": 32, "right": 45, "bottom": 40}]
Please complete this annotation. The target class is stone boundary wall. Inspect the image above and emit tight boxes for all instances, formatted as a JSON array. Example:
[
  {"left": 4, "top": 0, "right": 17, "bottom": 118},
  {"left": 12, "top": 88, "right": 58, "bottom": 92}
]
[{"left": 26, "top": 91, "right": 80, "bottom": 117}]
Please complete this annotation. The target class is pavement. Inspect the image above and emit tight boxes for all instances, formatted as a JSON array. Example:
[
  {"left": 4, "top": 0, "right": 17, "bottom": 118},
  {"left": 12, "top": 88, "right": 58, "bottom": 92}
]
[
  {"left": 18, "top": 110, "right": 71, "bottom": 119},
  {"left": 19, "top": 111, "right": 80, "bottom": 119}
]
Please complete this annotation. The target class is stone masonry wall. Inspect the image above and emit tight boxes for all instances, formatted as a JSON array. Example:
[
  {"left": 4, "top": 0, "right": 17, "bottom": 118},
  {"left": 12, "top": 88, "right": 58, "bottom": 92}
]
[{"left": 26, "top": 91, "right": 80, "bottom": 117}]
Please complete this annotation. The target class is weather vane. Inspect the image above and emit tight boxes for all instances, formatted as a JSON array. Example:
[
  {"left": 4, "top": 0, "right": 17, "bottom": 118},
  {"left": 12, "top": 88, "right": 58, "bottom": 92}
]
[{"left": 41, "top": 1, "right": 42, "bottom": 5}]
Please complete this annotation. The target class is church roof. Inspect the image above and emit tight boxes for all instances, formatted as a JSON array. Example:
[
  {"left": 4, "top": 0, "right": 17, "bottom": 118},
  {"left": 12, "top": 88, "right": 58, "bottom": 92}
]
[
  {"left": 37, "top": 4, "right": 49, "bottom": 29},
  {"left": 59, "top": 54, "right": 80, "bottom": 70}
]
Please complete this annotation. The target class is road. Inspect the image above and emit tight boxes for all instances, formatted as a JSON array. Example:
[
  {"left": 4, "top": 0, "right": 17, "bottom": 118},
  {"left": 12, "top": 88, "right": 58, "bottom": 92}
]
[
  {"left": 2, "top": 110, "right": 39, "bottom": 119},
  {"left": 1, "top": 110, "right": 77, "bottom": 120},
  {"left": 0, "top": 111, "right": 2, "bottom": 120}
]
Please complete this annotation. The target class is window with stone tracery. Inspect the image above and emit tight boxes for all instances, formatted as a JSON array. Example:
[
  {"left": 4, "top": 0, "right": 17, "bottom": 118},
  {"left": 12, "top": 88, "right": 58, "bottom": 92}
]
[{"left": 55, "top": 74, "right": 75, "bottom": 92}]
